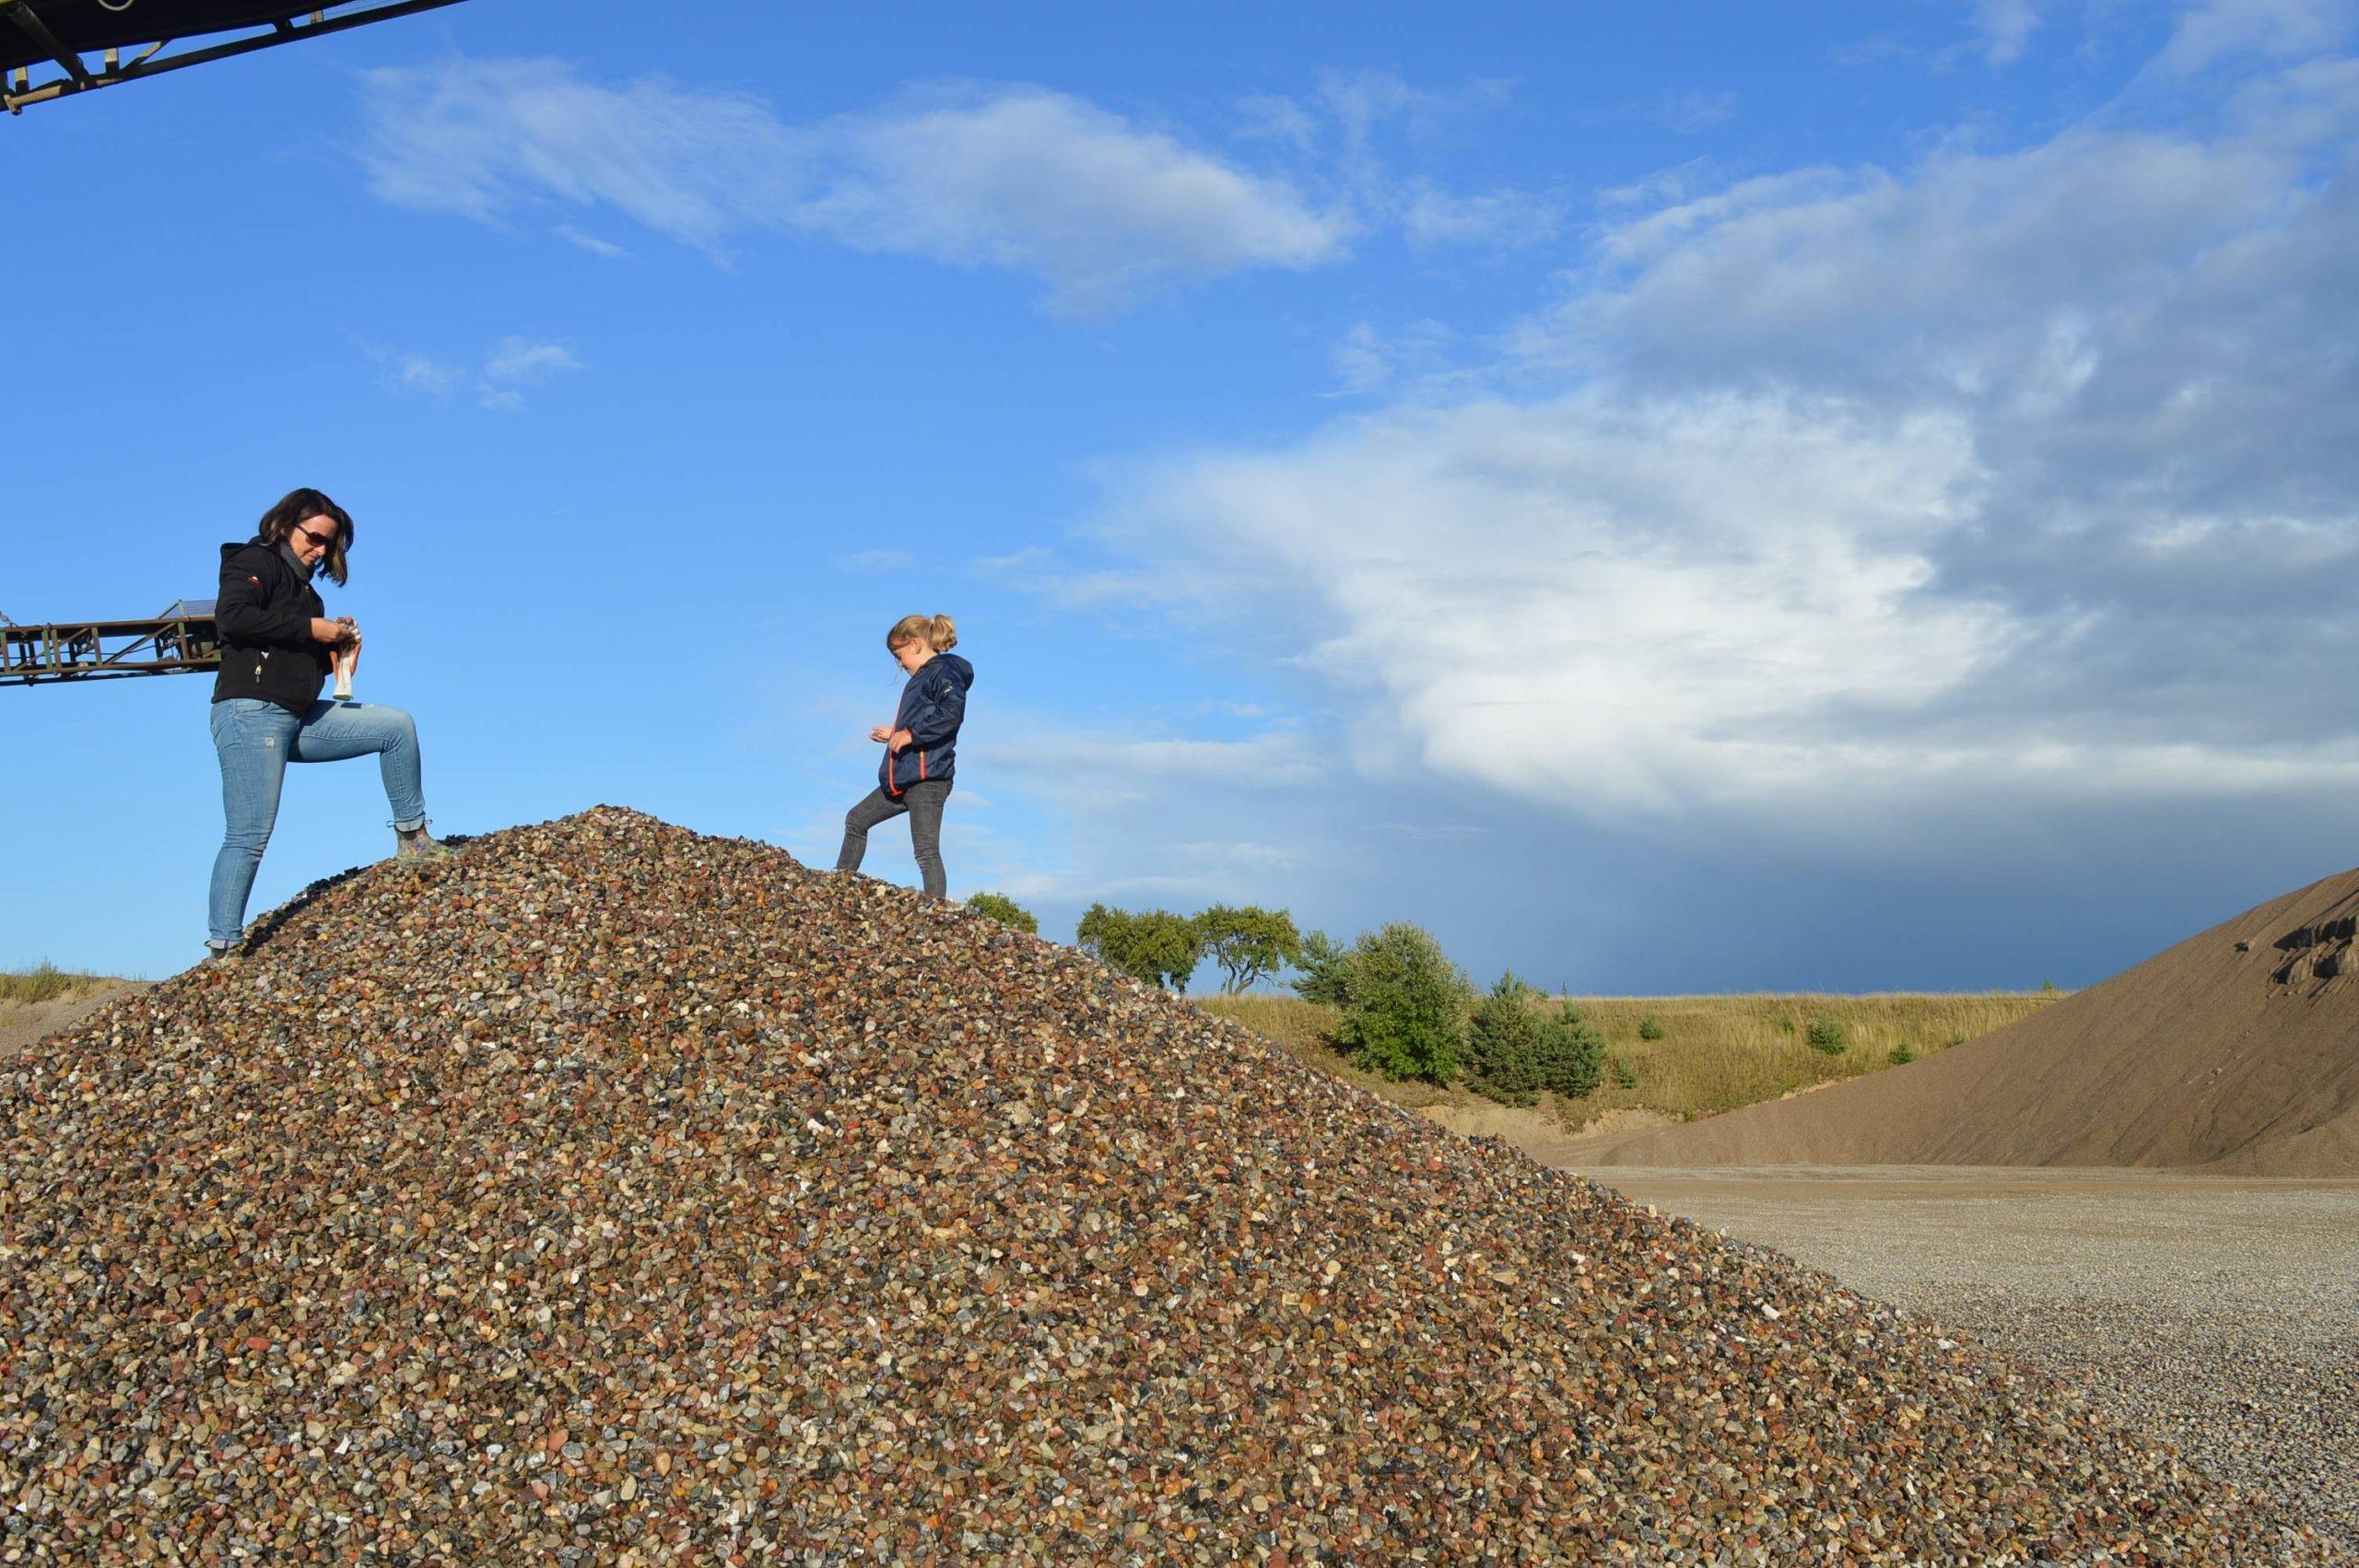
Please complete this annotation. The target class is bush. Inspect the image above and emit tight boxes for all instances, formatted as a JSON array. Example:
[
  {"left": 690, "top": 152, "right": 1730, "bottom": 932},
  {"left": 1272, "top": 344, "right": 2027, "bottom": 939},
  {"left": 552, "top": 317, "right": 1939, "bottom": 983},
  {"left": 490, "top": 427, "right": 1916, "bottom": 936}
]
[
  {"left": 1889, "top": 1041, "right": 1918, "bottom": 1065},
  {"left": 1332, "top": 924, "right": 1472, "bottom": 1083},
  {"left": 1196, "top": 905, "right": 1303, "bottom": 994},
  {"left": 1464, "top": 973, "right": 1606, "bottom": 1106},
  {"left": 1774, "top": 1014, "right": 1796, "bottom": 1034},
  {"left": 1608, "top": 1054, "right": 1639, "bottom": 1090},
  {"left": 966, "top": 892, "right": 1039, "bottom": 935},
  {"left": 1805, "top": 1018, "right": 1848, "bottom": 1054},
  {"left": 1948, "top": 1032, "right": 1967, "bottom": 1047},
  {"left": 1291, "top": 930, "right": 1354, "bottom": 1008},
  {"left": 1637, "top": 1015, "right": 1666, "bottom": 1042},
  {"left": 1076, "top": 903, "right": 1204, "bottom": 992}
]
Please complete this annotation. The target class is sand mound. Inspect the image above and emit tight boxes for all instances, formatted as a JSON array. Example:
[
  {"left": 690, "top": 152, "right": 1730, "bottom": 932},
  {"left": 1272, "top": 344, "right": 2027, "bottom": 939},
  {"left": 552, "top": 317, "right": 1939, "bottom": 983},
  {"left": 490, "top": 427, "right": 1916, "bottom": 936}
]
[
  {"left": 0, "top": 811, "right": 2320, "bottom": 1560},
  {"left": 1577, "top": 868, "right": 2359, "bottom": 1176}
]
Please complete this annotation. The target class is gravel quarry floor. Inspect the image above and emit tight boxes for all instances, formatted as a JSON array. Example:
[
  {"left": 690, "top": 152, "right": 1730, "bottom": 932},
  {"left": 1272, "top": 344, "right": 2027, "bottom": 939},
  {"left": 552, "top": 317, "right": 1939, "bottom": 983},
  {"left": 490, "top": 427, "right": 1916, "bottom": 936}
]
[{"left": 1568, "top": 1164, "right": 2359, "bottom": 1558}]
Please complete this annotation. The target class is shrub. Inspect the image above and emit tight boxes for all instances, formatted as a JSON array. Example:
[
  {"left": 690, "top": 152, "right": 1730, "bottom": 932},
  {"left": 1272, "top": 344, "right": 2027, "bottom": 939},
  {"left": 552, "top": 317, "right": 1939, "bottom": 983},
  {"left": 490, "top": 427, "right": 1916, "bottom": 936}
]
[
  {"left": 1889, "top": 1042, "right": 1918, "bottom": 1066},
  {"left": 965, "top": 892, "right": 1039, "bottom": 935},
  {"left": 1075, "top": 903, "right": 1204, "bottom": 992},
  {"left": 1464, "top": 972, "right": 1605, "bottom": 1106},
  {"left": 1948, "top": 1032, "right": 1967, "bottom": 1047},
  {"left": 1290, "top": 930, "right": 1355, "bottom": 1008},
  {"left": 1608, "top": 1054, "right": 1639, "bottom": 1090},
  {"left": 1196, "top": 905, "right": 1303, "bottom": 994},
  {"left": 1774, "top": 1014, "right": 1797, "bottom": 1034},
  {"left": 1805, "top": 1018, "right": 1848, "bottom": 1054},
  {"left": 1637, "top": 1015, "right": 1666, "bottom": 1042},
  {"left": 1332, "top": 923, "right": 1472, "bottom": 1083}
]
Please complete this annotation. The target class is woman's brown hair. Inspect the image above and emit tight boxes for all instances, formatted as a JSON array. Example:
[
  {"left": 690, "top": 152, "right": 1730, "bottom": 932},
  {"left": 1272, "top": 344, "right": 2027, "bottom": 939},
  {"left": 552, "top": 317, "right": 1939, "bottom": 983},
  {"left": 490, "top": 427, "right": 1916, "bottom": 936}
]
[
  {"left": 256, "top": 487, "right": 355, "bottom": 586},
  {"left": 886, "top": 614, "right": 957, "bottom": 653}
]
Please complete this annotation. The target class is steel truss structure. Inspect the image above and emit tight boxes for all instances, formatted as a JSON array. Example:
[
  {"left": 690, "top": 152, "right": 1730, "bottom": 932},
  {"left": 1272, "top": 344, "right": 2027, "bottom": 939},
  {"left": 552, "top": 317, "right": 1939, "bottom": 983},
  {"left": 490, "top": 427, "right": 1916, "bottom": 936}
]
[
  {"left": 2, "top": 602, "right": 219, "bottom": 685},
  {"left": 3, "top": 0, "right": 466, "bottom": 113}
]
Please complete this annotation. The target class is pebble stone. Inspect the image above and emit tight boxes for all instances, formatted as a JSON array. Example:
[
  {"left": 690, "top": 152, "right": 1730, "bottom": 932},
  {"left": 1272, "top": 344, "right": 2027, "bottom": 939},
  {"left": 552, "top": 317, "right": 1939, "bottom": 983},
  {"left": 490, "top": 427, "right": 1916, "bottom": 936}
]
[{"left": 0, "top": 808, "right": 2329, "bottom": 1562}]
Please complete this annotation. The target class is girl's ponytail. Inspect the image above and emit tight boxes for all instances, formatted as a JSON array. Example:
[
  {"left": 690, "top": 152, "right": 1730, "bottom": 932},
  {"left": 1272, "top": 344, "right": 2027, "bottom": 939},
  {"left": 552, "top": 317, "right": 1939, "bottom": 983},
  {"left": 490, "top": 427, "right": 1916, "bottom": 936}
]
[{"left": 887, "top": 613, "right": 957, "bottom": 652}]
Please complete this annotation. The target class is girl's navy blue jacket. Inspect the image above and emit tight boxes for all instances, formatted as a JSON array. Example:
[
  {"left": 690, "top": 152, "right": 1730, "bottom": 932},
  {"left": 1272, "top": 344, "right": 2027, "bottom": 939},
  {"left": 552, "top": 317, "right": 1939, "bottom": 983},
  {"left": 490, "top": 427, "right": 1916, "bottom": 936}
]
[{"left": 882, "top": 653, "right": 973, "bottom": 796}]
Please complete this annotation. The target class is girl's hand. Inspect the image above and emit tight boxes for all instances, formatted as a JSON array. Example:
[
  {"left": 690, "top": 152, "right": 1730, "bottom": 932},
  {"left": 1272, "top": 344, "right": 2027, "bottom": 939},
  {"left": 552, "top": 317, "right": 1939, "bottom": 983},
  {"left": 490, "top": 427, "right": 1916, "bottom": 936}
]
[
  {"left": 869, "top": 724, "right": 894, "bottom": 743},
  {"left": 887, "top": 729, "right": 914, "bottom": 754}
]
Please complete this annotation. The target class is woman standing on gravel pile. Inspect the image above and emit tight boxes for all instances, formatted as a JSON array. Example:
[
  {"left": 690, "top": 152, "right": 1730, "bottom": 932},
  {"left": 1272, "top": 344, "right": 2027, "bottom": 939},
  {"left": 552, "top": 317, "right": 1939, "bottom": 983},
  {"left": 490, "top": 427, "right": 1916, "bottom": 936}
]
[
  {"left": 836, "top": 614, "right": 972, "bottom": 900},
  {"left": 204, "top": 487, "right": 447, "bottom": 965}
]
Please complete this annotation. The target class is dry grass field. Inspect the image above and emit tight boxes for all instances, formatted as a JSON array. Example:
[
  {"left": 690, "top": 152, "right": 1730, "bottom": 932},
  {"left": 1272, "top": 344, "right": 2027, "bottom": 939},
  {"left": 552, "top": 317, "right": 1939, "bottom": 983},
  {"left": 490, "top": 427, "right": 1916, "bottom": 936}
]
[
  {"left": 1203, "top": 990, "right": 2065, "bottom": 1130},
  {"left": 0, "top": 963, "right": 114, "bottom": 1006}
]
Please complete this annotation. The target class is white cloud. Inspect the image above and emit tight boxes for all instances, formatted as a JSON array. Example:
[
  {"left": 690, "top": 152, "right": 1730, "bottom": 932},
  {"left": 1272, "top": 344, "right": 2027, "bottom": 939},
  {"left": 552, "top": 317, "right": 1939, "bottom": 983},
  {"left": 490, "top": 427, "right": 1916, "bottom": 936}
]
[
  {"left": 360, "top": 61, "right": 1350, "bottom": 310},
  {"left": 1109, "top": 392, "right": 2024, "bottom": 821},
  {"left": 798, "top": 86, "right": 1350, "bottom": 311},
  {"left": 1326, "top": 318, "right": 1462, "bottom": 398},
  {"left": 359, "top": 59, "right": 1565, "bottom": 305},
  {"left": 361, "top": 334, "right": 582, "bottom": 412},
  {"left": 2157, "top": 0, "right": 2355, "bottom": 73},
  {"left": 1657, "top": 88, "right": 1738, "bottom": 133},
  {"left": 1055, "top": 43, "right": 2359, "bottom": 837},
  {"left": 1970, "top": 0, "right": 2043, "bottom": 64},
  {"left": 485, "top": 338, "right": 582, "bottom": 385},
  {"left": 551, "top": 224, "right": 628, "bottom": 259},
  {"left": 1400, "top": 181, "right": 1565, "bottom": 248},
  {"left": 363, "top": 345, "right": 464, "bottom": 399}
]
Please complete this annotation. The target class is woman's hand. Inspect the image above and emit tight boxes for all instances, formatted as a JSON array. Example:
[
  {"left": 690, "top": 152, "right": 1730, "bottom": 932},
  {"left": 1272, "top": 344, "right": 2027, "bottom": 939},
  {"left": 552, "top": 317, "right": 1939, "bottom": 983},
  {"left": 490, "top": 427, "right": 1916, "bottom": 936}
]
[
  {"left": 869, "top": 724, "right": 894, "bottom": 743},
  {"left": 887, "top": 729, "right": 914, "bottom": 754},
  {"left": 309, "top": 617, "right": 350, "bottom": 645}
]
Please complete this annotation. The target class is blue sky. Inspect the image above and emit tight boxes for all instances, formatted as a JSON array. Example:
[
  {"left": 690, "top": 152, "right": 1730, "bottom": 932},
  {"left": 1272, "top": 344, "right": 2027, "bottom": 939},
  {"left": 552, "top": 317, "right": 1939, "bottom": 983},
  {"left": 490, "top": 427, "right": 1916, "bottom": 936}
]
[{"left": 6, "top": 0, "right": 2356, "bottom": 990}]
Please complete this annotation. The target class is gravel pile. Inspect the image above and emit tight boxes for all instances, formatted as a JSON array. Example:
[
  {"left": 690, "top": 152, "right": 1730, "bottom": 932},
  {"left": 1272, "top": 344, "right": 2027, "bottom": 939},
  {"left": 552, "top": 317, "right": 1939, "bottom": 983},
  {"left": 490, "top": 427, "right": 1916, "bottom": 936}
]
[{"left": 0, "top": 809, "right": 2325, "bottom": 1562}]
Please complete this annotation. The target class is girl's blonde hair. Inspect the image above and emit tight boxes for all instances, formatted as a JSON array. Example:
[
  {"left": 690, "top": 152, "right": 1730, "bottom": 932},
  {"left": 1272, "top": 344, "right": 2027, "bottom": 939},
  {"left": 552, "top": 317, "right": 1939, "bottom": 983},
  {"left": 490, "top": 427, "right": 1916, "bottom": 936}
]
[{"left": 886, "top": 614, "right": 957, "bottom": 652}]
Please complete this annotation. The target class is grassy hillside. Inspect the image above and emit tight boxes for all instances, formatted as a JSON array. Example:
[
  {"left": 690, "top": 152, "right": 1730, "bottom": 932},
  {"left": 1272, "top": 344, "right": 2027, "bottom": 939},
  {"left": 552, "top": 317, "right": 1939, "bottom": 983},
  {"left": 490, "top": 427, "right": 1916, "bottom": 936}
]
[
  {"left": 1203, "top": 990, "right": 2064, "bottom": 1130},
  {"left": 0, "top": 963, "right": 118, "bottom": 1006}
]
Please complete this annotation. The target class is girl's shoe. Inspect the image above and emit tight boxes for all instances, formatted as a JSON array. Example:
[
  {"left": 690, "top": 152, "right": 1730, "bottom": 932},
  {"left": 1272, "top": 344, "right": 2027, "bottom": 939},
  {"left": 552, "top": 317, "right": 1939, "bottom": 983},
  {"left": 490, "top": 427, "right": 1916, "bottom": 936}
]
[
  {"left": 394, "top": 823, "right": 453, "bottom": 861},
  {"left": 201, "top": 943, "right": 242, "bottom": 968}
]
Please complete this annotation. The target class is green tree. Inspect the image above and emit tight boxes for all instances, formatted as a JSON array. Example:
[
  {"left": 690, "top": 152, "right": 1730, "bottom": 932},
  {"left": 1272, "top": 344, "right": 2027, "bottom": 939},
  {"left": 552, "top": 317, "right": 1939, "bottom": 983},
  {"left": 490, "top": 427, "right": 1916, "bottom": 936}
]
[
  {"left": 965, "top": 892, "right": 1039, "bottom": 934},
  {"left": 1291, "top": 930, "right": 1355, "bottom": 1007},
  {"left": 1075, "top": 903, "right": 1205, "bottom": 992},
  {"left": 1464, "top": 972, "right": 1604, "bottom": 1106},
  {"left": 1195, "top": 905, "right": 1303, "bottom": 993},
  {"left": 1333, "top": 923, "right": 1473, "bottom": 1082}
]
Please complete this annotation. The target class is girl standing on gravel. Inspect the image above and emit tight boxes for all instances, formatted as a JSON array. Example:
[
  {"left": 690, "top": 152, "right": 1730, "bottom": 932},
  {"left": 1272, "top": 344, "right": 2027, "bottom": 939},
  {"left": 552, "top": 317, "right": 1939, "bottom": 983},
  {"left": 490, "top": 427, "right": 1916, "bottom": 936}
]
[
  {"left": 205, "top": 487, "right": 447, "bottom": 965},
  {"left": 836, "top": 614, "right": 973, "bottom": 900}
]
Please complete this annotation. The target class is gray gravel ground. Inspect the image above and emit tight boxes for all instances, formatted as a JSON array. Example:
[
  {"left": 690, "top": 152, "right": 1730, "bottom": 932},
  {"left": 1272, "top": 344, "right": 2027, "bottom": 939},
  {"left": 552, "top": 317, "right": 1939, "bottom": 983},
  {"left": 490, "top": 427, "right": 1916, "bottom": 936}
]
[{"left": 1576, "top": 1165, "right": 2359, "bottom": 1559}]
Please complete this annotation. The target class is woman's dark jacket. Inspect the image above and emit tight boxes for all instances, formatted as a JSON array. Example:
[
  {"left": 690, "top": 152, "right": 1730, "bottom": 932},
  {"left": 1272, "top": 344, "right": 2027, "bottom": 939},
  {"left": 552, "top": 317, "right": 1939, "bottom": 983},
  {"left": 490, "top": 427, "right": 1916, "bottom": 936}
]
[
  {"left": 882, "top": 653, "right": 974, "bottom": 796},
  {"left": 211, "top": 540, "right": 329, "bottom": 716}
]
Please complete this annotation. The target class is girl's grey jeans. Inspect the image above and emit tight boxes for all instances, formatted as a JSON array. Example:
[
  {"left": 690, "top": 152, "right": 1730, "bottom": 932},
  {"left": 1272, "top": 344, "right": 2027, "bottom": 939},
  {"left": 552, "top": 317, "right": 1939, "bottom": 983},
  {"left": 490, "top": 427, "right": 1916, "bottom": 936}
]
[{"left": 837, "top": 780, "right": 950, "bottom": 898}]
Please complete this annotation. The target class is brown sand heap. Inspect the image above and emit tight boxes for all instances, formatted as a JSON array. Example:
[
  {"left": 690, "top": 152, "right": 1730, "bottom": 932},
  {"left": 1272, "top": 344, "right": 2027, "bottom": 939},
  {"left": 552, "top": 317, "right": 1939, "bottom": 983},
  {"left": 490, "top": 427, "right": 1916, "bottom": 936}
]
[
  {"left": 0, "top": 811, "right": 2322, "bottom": 1561},
  {"left": 1579, "top": 868, "right": 2359, "bottom": 1177}
]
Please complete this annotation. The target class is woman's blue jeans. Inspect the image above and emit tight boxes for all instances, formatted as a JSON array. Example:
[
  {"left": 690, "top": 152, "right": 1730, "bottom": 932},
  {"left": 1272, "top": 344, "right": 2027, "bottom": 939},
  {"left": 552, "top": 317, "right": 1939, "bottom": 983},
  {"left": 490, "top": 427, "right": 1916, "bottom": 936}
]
[{"left": 207, "top": 696, "right": 428, "bottom": 945}]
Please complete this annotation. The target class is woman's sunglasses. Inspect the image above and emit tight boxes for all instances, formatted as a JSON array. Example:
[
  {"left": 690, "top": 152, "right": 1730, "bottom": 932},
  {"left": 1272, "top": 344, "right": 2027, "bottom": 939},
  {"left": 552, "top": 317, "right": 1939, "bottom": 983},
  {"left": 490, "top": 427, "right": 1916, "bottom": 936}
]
[{"left": 295, "top": 525, "right": 338, "bottom": 550}]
